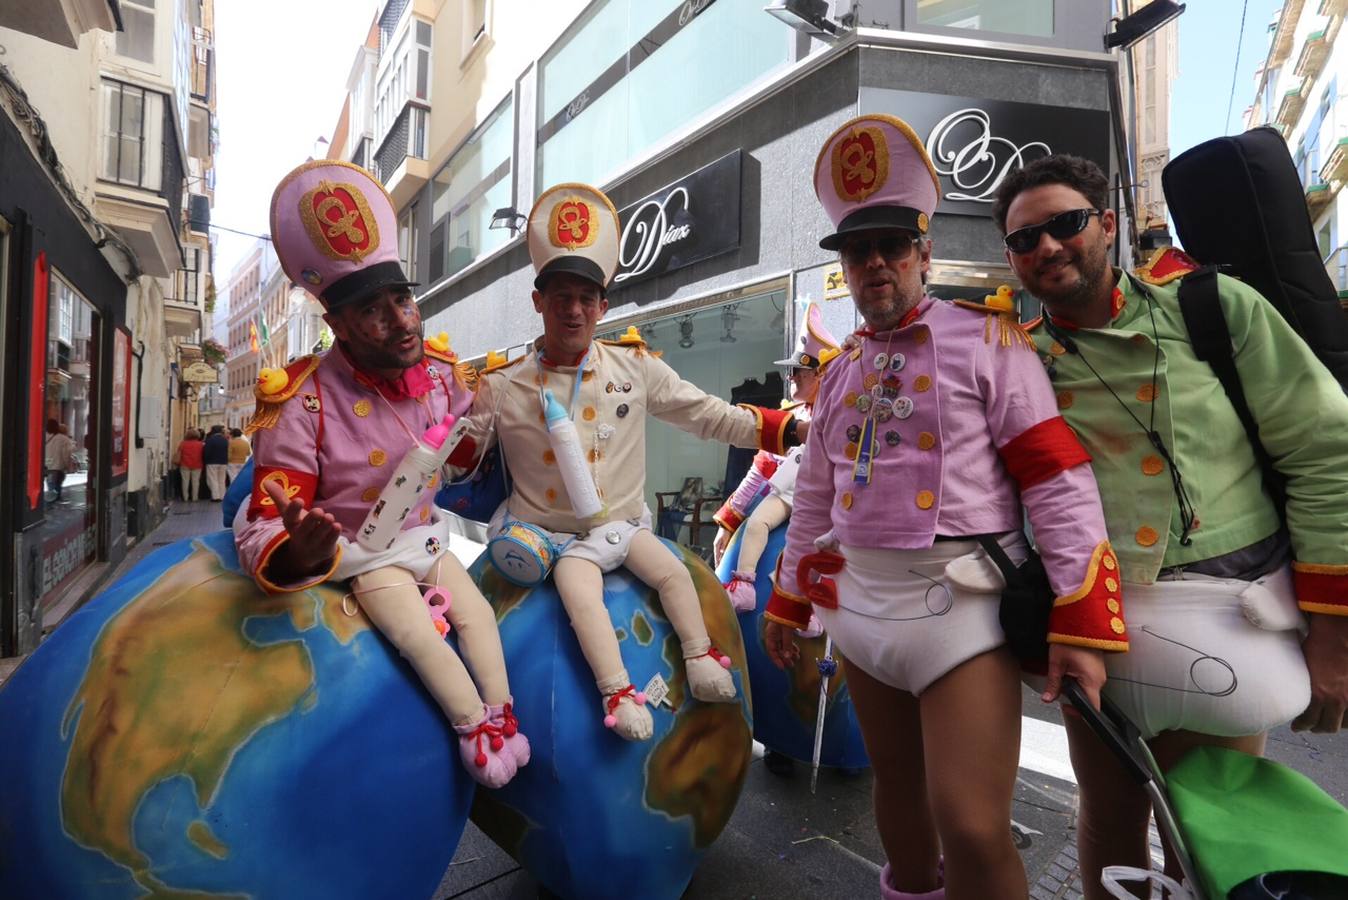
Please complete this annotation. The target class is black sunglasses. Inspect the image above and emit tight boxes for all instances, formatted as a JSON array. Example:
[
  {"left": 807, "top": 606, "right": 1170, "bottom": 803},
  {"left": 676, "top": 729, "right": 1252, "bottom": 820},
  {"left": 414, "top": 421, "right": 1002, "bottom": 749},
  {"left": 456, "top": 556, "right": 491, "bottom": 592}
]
[
  {"left": 1003, "top": 209, "right": 1102, "bottom": 254},
  {"left": 839, "top": 232, "right": 919, "bottom": 266}
]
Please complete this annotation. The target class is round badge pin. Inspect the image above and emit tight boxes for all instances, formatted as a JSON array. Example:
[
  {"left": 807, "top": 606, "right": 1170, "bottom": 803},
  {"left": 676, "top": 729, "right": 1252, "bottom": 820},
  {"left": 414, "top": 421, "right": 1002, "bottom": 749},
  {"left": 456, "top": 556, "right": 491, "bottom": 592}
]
[
  {"left": 889, "top": 353, "right": 906, "bottom": 372},
  {"left": 873, "top": 352, "right": 889, "bottom": 370},
  {"left": 616, "top": 403, "right": 630, "bottom": 418},
  {"left": 894, "top": 396, "right": 915, "bottom": 419},
  {"left": 855, "top": 395, "right": 872, "bottom": 413},
  {"left": 885, "top": 430, "right": 901, "bottom": 446},
  {"left": 846, "top": 424, "right": 861, "bottom": 442}
]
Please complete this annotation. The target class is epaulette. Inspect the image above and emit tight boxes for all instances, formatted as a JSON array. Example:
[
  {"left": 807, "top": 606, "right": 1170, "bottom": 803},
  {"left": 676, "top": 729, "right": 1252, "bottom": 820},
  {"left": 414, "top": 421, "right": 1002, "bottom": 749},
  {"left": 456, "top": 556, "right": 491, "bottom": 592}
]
[
  {"left": 780, "top": 399, "right": 805, "bottom": 411},
  {"left": 1134, "top": 246, "right": 1201, "bottom": 286},
  {"left": 952, "top": 286, "right": 1035, "bottom": 350},
  {"left": 1022, "top": 315, "right": 1045, "bottom": 332},
  {"left": 597, "top": 325, "right": 651, "bottom": 355},
  {"left": 481, "top": 349, "right": 524, "bottom": 375},
  {"left": 423, "top": 331, "right": 459, "bottom": 365},
  {"left": 452, "top": 360, "right": 479, "bottom": 392},
  {"left": 244, "top": 355, "right": 322, "bottom": 434}
]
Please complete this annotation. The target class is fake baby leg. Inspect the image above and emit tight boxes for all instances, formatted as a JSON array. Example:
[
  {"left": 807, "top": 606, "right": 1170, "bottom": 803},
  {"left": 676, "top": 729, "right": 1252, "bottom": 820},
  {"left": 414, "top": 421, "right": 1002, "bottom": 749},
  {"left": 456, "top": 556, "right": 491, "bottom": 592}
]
[
  {"left": 625, "top": 529, "right": 737, "bottom": 703},
  {"left": 724, "top": 495, "right": 790, "bottom": 612},
  {"left": 352, "top": 564, "right": 518, "bottom": 788},
  {"left": 553, "top": 555, "right": 654, "bottom": 741},
  {"left": 427, "top": 552, "right": 530, "bottom": 768}
]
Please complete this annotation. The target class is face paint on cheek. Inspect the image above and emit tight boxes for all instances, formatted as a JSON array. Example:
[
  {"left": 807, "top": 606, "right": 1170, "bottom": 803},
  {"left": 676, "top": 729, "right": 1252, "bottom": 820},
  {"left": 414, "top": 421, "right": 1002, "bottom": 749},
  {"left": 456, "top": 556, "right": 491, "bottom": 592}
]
[{"left": 899, "top": 262, "right": 909, "bottom": 271}]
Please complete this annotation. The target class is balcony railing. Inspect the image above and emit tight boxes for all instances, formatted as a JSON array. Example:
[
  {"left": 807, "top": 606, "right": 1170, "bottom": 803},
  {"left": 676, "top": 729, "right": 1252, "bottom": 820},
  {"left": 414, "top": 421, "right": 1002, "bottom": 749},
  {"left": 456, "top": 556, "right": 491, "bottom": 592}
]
[
  {"left": 372, "top": 105, "right": 427, "bottom": 184},
  {"left": 1323, "top": 245, "right": 1348, "bottom": 305},
  {"left": 1295, "top": 29, "right": 1330, "bottom": 79},
  {"left": 1277, "top": 82, "right": 1308, "bottom": 131}
]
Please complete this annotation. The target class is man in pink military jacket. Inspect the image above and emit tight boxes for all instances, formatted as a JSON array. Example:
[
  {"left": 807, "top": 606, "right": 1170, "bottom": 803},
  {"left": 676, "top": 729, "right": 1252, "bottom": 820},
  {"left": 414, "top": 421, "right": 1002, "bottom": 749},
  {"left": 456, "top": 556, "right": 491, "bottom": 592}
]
[
  {"left": 761, "top": 115, "right": 1128, "bottom": 900},
  {"left": 234, "top": 160, "right": 528, "bottom": 789}
]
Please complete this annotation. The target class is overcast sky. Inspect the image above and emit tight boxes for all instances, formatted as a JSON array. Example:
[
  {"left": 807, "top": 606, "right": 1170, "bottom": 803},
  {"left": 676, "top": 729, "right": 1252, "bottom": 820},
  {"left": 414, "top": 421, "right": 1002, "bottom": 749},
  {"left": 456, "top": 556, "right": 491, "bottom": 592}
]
[{"left": 211, "top": 0, "right": 378, "bottom": 297}]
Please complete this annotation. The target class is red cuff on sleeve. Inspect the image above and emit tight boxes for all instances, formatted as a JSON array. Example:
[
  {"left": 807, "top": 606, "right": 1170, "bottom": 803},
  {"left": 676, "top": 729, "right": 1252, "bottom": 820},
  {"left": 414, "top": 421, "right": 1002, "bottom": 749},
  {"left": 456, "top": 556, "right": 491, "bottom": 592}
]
[
  {"left": 1048, "top": 541, "right": 1129, "bottom": 651},
  {"left": 248, "top": 466, "right": 319, "bottom": 521},
  {"left": 713, "top": 503, "right": 744, "bottom": 533},
  {"left": 1292, "top": 562, "right": 1348, "bottom": 616},
  {"left": 998, "top": 416, "right": 1092, "bottom": 492},
  {"left": 741, "top": 405, "right": 793, "bottom": 455}
]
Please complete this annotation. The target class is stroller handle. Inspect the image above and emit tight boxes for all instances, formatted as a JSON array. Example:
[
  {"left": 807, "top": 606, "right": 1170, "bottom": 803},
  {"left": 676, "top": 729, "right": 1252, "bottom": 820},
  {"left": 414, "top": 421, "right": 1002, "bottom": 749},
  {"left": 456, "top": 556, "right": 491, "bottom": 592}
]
[{"left": 1061, "top": 679, "right": 1151, "bottom": 785}]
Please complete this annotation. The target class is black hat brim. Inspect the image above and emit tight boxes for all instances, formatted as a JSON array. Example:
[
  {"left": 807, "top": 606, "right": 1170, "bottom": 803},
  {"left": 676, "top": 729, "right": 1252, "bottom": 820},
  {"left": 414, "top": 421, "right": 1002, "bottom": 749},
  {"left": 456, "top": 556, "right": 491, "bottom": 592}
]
[
  {"left": 819, "top": 206, "right": 928, "bottom": 250},
  {"left": 534, "top": 256, "right": 607, "bottom": 292},
  {"left": 321, "top": 260, "right": 419, "bottom": 311}
]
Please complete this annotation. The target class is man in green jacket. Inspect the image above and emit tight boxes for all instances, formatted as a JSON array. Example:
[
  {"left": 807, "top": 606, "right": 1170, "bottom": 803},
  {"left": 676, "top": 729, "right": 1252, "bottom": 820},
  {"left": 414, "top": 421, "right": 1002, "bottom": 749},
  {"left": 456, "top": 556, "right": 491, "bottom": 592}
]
[{"left": 994, "top": 154, "right": 1348, "bottom": 899}]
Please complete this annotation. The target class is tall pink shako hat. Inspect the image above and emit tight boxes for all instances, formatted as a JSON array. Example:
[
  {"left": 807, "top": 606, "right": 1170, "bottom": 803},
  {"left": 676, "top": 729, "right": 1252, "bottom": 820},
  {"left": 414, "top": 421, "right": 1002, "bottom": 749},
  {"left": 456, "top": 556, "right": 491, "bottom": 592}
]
[
  {"left": 269, "top": 160, "right": 416, "bottom": 311},
  {"left": 813, "top": 114, "right": 942, "bottom": 250},
  {"left": 774, "top": 302, "right": 841, "bottom": 369}
]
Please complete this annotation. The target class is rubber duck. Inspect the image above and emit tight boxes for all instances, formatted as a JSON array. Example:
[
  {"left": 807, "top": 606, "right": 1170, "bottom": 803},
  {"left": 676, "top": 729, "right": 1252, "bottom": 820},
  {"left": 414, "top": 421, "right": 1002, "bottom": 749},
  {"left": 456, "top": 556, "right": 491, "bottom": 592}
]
[
  {"left": 426, "top": 331, "right": 452, "bottom": 353},
  {"left": 257, "top": 367, "right": 289, "bottom": 396},
  {"left": 984, "top": 285, "right": 1017, "bottom": 312},
  {"left": 618, "top": 325, "right": 644, "bottom": 344}
]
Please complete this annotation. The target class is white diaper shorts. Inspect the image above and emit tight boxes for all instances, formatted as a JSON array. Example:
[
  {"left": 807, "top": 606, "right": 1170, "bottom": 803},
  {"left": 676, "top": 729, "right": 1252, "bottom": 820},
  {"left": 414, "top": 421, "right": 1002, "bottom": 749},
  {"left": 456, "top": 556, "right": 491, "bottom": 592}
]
[
  {"left": 815, "top": 534, "right": 1028, "bottom": 696},
  {"left": 487, "top": 505, "right": 655, "bottom": 574},
  {"left": 1094, "top": 566, "right": 1309, "bottom": 740},
  {"left": 334, "top": 509, "right": 480, "bottom": 582}
]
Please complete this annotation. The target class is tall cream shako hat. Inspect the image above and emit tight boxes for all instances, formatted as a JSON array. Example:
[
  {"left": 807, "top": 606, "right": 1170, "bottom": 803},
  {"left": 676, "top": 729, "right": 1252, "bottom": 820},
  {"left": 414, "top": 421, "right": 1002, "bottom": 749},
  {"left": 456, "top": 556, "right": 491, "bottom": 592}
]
[
  {"left": 813, "top": 114, "right": 941, "bottom": 250},
  {"left": 527, "top": 183, "right": 621, "bottom": 291}
]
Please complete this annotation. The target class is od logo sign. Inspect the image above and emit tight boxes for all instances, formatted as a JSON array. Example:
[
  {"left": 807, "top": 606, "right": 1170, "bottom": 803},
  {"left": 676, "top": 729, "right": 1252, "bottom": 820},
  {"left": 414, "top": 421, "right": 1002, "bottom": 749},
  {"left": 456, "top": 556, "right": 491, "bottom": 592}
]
[{"left": 612, "top": 150, "right": 742, "bottom": 289}]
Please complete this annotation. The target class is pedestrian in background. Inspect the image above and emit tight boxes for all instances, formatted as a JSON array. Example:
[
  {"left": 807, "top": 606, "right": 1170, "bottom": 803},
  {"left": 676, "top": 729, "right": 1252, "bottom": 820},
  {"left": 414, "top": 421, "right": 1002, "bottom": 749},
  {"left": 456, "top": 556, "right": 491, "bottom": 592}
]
[
  {"left": 173, "top": 429, "right": 205, "bottom": 502},
  {"left": 203, "top": 424, "right": 230, "bottom": 501},
  {"left": 44, "top": 419, "right": 76, "bottom": 503},
  {"left": 227, "top": 428, "right": 251, "bottom": 484}
]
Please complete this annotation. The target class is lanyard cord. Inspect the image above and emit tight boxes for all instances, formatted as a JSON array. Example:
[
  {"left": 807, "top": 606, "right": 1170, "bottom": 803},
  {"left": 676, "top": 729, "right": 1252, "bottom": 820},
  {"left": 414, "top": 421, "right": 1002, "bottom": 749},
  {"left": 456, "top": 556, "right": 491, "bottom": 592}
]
[
  {"left": 535, "top": 346, "right": 591, "bottom": 421},
  {"left": 1044, "top": 285, "right": 1196, "bottom": 546}
]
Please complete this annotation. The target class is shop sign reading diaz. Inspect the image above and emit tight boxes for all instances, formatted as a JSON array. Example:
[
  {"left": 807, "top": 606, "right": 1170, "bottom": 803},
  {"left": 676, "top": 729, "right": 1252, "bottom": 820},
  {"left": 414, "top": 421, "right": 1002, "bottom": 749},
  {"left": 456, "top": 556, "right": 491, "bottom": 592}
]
[{"left": 613, "top": 149, "right": 741, "bottom": 288}]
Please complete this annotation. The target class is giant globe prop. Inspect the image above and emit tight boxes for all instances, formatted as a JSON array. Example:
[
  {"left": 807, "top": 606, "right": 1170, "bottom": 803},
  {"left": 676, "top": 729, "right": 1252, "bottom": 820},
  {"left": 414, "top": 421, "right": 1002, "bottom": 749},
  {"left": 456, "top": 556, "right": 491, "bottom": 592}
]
[
  {"left": 716, "top": 500, "right": 868, "bottom": 770},
  {"left": 466, "top": 538, "right": 754, "bottom": 900},
  {"left": 0, "top": 529, "right": 476, "bottom": 899}
]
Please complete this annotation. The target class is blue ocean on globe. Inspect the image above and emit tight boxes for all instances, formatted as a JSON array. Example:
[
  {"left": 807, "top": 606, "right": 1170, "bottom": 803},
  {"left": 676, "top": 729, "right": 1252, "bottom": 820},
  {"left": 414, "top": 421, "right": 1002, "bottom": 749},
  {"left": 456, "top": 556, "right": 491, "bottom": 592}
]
[
  {"left": 0, "top": 529, "right": 474, "bottom": 900},
  {"left": 466, "top": 537, "right": 754, "bottom": 900},
  {"left": 716, "top": 498, "right": 869, "bottom": 769}
]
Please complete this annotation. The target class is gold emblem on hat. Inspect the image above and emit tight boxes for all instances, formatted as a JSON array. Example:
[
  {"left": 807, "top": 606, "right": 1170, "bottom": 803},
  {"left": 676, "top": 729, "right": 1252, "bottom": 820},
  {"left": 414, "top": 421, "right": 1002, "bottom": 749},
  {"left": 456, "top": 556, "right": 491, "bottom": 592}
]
[
  {"left": 549, "top": 197, "right": 599, "bottom": 250},
  {"left": 917, "top": 212, "right": 929, "bottom": 233},
  {"left": 832, "top": 125, "right": 889, "bottom": 203},
  {"left": 299, "top": 180, "right": 381, "bottom": 263}
]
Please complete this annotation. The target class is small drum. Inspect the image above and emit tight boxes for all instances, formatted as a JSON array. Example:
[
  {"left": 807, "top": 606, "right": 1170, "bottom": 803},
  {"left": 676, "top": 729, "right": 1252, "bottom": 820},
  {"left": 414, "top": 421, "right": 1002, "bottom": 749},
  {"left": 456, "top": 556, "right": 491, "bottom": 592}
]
[{"left": 487, "top": 521, "right": 559, "bottom": 587}]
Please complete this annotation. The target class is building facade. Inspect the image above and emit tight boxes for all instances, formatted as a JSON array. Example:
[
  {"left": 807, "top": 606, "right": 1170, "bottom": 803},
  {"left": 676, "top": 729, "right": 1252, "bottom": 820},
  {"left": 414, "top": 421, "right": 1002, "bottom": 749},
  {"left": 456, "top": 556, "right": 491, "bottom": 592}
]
[
  {"left": 223, "top": 242, "right": 265, "bottom": 432},
  {"left": 0, "top": 0, "right": 218, "bottom": 653},
  {"left": 1126, "top": 0, "right": 1179, "bottom": 242},
  {"left": 1247, "top": 0, "right": 1348, "bottom": 304},
  {"left": 320, "top": 0, "right": 1142, "bottom": 551}
]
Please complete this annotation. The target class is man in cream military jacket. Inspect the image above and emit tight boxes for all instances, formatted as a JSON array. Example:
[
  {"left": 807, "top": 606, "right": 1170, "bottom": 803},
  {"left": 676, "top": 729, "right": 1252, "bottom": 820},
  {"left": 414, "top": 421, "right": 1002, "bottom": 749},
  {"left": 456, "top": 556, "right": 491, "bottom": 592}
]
[{"left": 452, "top": 183, "right": 804, "bottom": 742}]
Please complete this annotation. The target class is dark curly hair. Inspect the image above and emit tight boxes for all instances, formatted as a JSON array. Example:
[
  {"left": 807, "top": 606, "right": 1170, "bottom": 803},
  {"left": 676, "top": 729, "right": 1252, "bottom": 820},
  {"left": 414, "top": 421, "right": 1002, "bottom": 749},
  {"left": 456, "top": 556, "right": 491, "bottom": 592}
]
[{"left": 991, "top": 155, "right": 1110, "bottom": 235}]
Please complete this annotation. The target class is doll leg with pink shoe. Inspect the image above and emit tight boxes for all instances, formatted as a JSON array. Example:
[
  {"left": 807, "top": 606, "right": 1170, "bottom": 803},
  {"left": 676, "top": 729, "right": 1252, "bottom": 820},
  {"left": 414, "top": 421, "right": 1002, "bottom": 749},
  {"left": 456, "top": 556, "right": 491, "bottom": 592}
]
[
  {"left": 352, "top": 564, "right": 518, "bottom": 788},
  {"left": 426, "top": 553, "right": 531, "bottom": 769},
  {"left": 553, "top": 556, "right": 654, "bottom": 741},
  {"left": 625, "top": 529, "right": 737, "bottom": 704},
  {"left": 723, "top": 495, "right": 790, "bottom": 612}
]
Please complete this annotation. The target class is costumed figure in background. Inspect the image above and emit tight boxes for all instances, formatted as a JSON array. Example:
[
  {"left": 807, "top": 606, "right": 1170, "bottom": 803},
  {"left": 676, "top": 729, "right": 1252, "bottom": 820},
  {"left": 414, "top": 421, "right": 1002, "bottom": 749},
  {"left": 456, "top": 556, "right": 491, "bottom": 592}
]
[
  {"left": 452, "top": 182, "right": 806, "bottom": 742},
  {"left": 715, "top": 301, "right": 840, "bottom": 636},
  {"left": 762, "top": 116, "right": 1129, "bottom": 900},
  {"left": 995, "top": 154, "right": 1348, "bottom": 899},
  {"left": 234, "top": 160, "right": 529, "bottom": 789}
]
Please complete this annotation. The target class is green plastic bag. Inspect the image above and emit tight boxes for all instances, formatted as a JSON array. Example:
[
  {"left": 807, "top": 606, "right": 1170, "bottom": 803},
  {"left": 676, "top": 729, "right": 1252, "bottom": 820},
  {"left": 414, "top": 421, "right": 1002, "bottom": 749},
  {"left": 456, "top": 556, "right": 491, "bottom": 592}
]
[{"left": 1165, "top": 746, "right": 1348, "bottom": 898}]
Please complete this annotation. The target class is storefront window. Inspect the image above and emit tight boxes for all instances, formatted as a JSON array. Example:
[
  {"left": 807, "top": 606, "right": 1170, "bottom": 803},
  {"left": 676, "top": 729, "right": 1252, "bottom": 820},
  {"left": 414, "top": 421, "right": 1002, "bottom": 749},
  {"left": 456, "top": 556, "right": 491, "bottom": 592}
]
[
  {"left": 538, "top": 0, "right": 792, "bottom": 190},
  {"left": 597, "top": 289, "right": 788, "bottom": 554},
  {"left": 429, "top": 96, "right": 514, "bottom": 282},
  {"left": 916, "top": 0, "right": 1054, "bottom": 37},
  {"left": 40, "top": 272, "right": 100, "bottom": 608}
]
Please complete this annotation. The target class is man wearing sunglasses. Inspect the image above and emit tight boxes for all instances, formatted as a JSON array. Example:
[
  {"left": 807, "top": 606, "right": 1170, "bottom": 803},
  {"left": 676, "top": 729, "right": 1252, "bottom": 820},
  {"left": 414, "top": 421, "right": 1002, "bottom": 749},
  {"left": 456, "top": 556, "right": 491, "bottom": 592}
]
[
  {"left": 762, "top": 115, "right": 1127, "bottom": 900},
  {"left": 996, "top": 154, "right": 1348, "bottom": 900}
]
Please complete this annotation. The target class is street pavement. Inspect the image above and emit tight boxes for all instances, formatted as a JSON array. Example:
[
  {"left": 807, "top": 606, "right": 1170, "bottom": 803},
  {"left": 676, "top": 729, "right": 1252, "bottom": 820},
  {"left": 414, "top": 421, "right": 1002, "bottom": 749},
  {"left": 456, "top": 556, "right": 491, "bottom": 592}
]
[{"left": 17, "top": 502, "right": 1348, "bottom": 899}]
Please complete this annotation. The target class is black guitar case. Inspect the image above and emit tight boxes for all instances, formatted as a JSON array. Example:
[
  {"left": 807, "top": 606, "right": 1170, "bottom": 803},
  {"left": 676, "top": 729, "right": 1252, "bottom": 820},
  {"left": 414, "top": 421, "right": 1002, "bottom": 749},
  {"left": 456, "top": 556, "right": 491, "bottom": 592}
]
[{"left": 1162, "top": 125, "right": 1348, "bottom": 389}]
